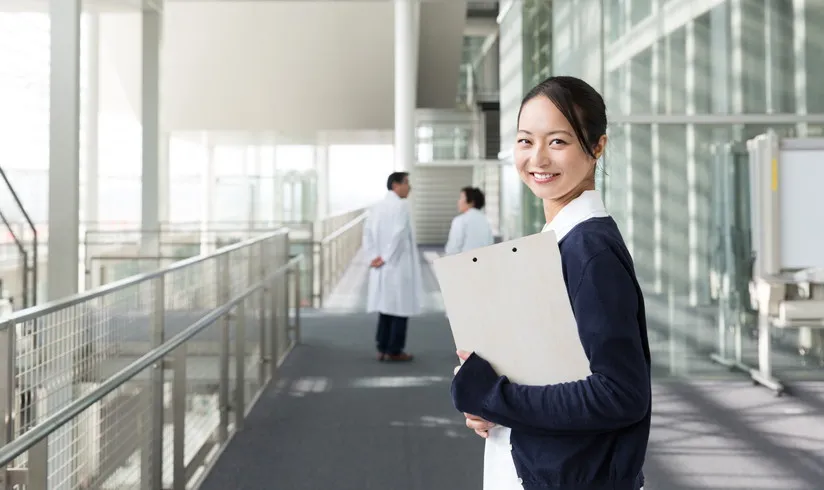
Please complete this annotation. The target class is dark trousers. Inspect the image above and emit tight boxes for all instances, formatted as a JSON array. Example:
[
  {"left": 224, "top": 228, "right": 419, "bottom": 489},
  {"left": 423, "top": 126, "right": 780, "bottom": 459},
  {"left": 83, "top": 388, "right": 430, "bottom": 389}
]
[{"left": 375, "top": 313, "right": 408, "bottom": 355}]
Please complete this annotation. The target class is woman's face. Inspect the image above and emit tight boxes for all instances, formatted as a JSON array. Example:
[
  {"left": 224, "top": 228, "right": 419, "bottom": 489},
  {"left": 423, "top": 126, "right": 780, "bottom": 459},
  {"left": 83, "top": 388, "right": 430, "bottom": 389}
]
[
  {"left": 513, "top": 95, "right": 602, "bottom": 202},
  {"left": 457, "top": 191, "right": 471, "bottom": 213}
]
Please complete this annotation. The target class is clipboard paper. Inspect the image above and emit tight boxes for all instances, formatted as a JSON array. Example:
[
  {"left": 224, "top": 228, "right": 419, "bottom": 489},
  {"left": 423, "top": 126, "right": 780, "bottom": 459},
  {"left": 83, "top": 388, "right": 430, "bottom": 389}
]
[{"left": 432, "top": 231, "right": 591, "bottom": 386}]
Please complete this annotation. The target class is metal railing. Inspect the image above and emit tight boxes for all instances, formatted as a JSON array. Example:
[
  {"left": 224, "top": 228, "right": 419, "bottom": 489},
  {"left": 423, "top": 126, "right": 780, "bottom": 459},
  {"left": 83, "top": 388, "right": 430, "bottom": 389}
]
[
  {"left": 0, "top": 229, "right": 302, "bottom": 489},
  {"left": 0, "top": 166, "right": 38, "bottom": 309},
  {"left": 83, "top": 209, "right": 370, "bottom": 309},
  {"left": 316, "top": 212, "right": 368, "bottom": 307},
  {"left": 82, "top": 222, "right": 314, "bottom": 290}
]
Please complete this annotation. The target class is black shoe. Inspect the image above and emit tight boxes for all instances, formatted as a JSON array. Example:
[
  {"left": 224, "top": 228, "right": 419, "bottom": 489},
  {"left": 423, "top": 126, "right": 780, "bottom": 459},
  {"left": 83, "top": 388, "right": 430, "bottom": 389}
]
[{"left": 385, "top": 352, "right": 414, "bottom": 362}]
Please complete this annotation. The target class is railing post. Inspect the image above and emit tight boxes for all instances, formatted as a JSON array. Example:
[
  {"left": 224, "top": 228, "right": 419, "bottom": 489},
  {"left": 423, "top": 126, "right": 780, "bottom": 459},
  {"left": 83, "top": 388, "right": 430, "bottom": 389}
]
[
  {"left": 317, "top": 242, "right": 325, "bottom": 308},
  {"left": 24, "top": 312, "right": 45, "bottom": 488},
  {"left": 269, "top": 247, "right": 280, "bottom": 377},
  {"left": 0, "top": 323, "right": 14, "bottom": 490},
  {"left": 172, "top": 344, "right": 187, "bottom": 490},
  {"left": 235, "top": 302, "right": 246, "bottom": 430},
  {"left": 142, "top": 276, "right": 165, "bottom": 490},
  {"left": 256, "top": 241, "right": 267, "bottom": 386},
  {"left": 27, "top": 441, "right": 47, "bottom": 490},
  {"left": 293, "top": 263, "right": 302, "bottom": 344},
  {"left": 217, "top": 254, "right": 230, "bottom": 443},
  {"left": 307, "top": 226, "right": 315, "bottom": 309},
  {"left": 284, "top": 265, "right": 292, "bottom": 349}
]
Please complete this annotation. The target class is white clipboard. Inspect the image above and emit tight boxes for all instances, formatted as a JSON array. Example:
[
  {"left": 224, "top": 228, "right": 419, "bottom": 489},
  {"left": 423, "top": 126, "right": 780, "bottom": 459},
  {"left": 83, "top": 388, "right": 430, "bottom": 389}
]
[{"left": 432, "top": 231, "right": 591, "bottom": 386}]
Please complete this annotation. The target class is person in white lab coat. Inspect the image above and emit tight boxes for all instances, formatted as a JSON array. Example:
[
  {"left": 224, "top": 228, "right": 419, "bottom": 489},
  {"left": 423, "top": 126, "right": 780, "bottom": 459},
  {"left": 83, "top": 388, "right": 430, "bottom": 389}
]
[
  {"left": 363, "top": 171, "right": 423, "bottom": 362},
  {"left": 444, "top": 186, "right": 494, "bottom": 255}
]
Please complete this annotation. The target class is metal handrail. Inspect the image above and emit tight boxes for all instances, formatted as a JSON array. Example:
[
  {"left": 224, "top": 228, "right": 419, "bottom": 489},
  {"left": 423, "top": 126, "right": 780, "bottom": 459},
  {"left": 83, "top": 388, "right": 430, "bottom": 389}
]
[
  {"left": 0, "top": 209, "right": 28, "bottom": 307},
  {"left": 0, "top": 228, "right": 289, "bottom": 328},
  {"left": 320, "top": 212, "right": 368, "bottom": 244},
  {"left": 0, "top": 254, "right": 303, "bottom": 469},
  {"left": 315, "top": 211, "right": 368, "bottom": 307},
  {"left": 0, "top": 166, "right": 37, "bottom": 308}
]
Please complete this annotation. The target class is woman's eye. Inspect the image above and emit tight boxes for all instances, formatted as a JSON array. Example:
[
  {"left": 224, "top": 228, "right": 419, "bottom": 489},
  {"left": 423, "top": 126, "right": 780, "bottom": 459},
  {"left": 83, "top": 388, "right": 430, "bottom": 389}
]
[
  {"left": 550, "top": 139, "right": 566, "bottom": 146},
  {"left": 517, "top": 138, "right": 530, "bottom": 145}
]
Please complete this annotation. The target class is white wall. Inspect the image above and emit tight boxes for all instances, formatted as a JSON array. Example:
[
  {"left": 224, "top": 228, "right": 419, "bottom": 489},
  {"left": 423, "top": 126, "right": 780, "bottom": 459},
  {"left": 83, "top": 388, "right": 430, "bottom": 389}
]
[{"left": 97, "top": 2, "right": 467, "bottom": 141}]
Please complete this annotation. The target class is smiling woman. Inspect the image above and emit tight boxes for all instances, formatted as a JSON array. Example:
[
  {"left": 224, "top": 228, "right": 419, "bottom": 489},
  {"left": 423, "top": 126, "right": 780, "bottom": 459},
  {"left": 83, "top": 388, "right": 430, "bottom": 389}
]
[{"left": 450, "top": 76, "right": 651, "bottom": 490}]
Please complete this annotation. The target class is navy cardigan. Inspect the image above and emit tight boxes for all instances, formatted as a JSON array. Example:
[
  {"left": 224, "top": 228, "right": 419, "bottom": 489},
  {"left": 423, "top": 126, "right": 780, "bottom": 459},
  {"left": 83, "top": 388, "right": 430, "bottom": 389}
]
[{"left": 451, "top": 217, "right": 651, "bottom": 490}]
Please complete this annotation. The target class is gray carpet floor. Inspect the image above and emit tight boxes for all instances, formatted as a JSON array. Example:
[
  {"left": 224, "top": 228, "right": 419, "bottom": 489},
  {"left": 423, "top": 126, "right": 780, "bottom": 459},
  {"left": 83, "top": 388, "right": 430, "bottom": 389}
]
[
  {"left": 199, "top": 310, "right": 824, "bottom": 490},
  {"left": 200, "top": 249, "right": 824, "bottom": 490}
]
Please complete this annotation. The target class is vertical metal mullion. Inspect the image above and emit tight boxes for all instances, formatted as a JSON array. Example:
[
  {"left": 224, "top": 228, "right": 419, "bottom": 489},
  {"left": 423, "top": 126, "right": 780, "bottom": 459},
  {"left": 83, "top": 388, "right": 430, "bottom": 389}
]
[
  {"left": 269, "top": 246, "right": 280, "bottom": 377},
  {"left": 0, "top": 323, "right": 14, "bottom": 490},
  {"left": 142, "top": 276, "right": 165, "bottom": 490},
  {"left": 172, "top": 344, "right": 186, "bottom": 490},
  {"left": 235, "top": 302, "right": 246, "bottom": 429},
  {"left": 293, "top": 264, "right": 302, "bottom": 345},
  {"left": 218, "top": 255, "right": 230, "bottom": 443},
  {"left": 256, "top": 241, "right": 267, "bottom": 386}
]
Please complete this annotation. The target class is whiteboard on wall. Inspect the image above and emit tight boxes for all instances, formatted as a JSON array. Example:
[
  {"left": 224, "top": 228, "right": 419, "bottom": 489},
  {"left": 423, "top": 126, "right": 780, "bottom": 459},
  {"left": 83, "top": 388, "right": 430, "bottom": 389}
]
[{"left": 778, "top": 140, "right": 824, "bottom": 270}]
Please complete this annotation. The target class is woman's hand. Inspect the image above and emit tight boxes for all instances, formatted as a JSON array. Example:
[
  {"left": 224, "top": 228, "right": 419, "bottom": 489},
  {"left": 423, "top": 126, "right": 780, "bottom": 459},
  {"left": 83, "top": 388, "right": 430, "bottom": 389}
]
[
  {"left": 452, "top": 349, "right": 470, "bottom": 375},
  {"left": 464, "top": 412, "right": 496, "bottom": 438},
  {"left": 455, "top": 349, "right": 496, "bottom": 438}
]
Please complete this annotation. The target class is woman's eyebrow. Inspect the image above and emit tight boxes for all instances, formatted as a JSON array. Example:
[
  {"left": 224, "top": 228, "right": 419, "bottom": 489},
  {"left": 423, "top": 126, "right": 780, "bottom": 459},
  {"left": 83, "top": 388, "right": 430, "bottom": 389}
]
[{"left": 517, "top": 129, "right": 573, "bottom": 138}]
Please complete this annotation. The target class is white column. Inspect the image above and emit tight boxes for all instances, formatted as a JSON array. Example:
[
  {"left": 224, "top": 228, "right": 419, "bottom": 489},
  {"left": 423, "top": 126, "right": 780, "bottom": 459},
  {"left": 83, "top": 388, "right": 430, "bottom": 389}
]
[
  {"left": 314, "top": 135, "right": 330, "bottom": 220},
  {"left": 394, "top": 0, "right": 416, "bottom": 172},
  {"left": 45, "top": 3, "right": 81, "bottom": 486},
  {"left": 685, "top": 21, "right": 698, "bottom": 306},
  {"left": 158, "top": 132, "right": 170, "bottom": 223},
  {"left": 48, "top": 0, "right": 81, "bottom": 301},
  {"left": 793, "top": 0, "right": 808, "bottom": 136},
  {"left": 141, "top": 7, "right": 162, "bottom": 256},
  {"left": 248, "top": 146, "right": 262, "bottom": 229},
  {"left": 84, "top": 13, "right": 100, "bottom": 227},
  {"left": 200, "top": 138, "right": 216, "bottom": 253},
  {"left": 272, "top": 146, "right": 283, "bottom": 223}
]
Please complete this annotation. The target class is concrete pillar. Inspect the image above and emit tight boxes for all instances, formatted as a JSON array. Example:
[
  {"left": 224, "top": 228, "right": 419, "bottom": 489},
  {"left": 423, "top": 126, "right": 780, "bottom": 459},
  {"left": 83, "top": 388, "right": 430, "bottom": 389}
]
[
  {"left": 201, "top": 138, "right": 216, "bottom": 253},
  {"left": 158, "top": 132, "right": 170, "bottom": 223},
  {"left": 45, "top": 3, "right": 81, "bottom": 486},
  {"left": 314, "top": 136, "right": 330, "bottom": 220},
  {"left": 394, "top": 0, "right": 416, "bottom": 171},
  {"left": 84, "top": 13, "right": 100, "bottom": 228},
  {"left": 48, "top": 0, "right": 81, "bottom": 301},
  {"left": 273, "top": 147, "right": 284, "bottom": 223},
  {"left": 248, "top": 146, "right": 262, "bottom": 229},
  {"left": 141, "top": 7, "right": 162, "bottom": 256}
]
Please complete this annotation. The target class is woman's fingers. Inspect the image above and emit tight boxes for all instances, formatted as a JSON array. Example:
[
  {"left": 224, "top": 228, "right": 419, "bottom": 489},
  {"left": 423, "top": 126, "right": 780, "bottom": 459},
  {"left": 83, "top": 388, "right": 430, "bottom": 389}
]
[{"left": 465, "top": 416, "right": 495, "bottom": 431}]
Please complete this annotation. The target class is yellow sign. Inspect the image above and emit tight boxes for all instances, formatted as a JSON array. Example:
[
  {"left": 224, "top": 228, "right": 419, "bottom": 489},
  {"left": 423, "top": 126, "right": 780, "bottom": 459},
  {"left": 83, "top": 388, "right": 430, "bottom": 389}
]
[{"left": 771, "top": 158, "right": 778, "bottom": 192}]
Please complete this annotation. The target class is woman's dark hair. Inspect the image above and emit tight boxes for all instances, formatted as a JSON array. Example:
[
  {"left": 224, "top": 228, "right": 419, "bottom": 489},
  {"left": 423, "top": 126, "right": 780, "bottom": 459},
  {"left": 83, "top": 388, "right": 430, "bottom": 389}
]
[
  {"left": 517, "top": 76, "right": 607, "bottom": 160},
  {"left": 461, "top": 186, "right": 486, "bottom": 210}
]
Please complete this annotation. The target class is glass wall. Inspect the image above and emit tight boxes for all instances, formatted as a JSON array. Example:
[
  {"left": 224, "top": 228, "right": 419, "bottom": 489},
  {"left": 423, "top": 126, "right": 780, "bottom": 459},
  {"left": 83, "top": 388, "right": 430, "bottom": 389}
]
[
  {"left": 499, "top": 0, "right": 824, "bottom": 380},
  {"left": 497, "top": 0, "right": 553, "bottom": 239}
]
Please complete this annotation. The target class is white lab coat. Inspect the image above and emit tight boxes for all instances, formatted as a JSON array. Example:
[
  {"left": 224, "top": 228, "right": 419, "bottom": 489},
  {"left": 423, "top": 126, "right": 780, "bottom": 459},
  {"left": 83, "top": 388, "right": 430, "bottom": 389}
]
[
  {"left": 363, "top": 191, "right": 424, "bottom": 317},
  {"left": 444, "top": 208, "right": 495, "bottom": 255}
]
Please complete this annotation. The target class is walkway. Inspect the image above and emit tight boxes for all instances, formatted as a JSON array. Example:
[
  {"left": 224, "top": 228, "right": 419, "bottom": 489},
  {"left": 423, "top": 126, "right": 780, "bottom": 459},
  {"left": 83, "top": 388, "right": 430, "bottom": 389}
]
[{"left": 201, "top": 249, "right": 824, "bottom": 490}]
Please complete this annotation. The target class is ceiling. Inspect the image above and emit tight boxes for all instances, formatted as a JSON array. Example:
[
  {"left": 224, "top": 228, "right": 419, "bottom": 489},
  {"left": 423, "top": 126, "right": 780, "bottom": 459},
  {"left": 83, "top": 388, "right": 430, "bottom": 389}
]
[
  {"left": 96, "top": 0, "right": 468, "bottom": 142},
  {"left": 0, "top": 0, "right": 142, "bottom": 13}
]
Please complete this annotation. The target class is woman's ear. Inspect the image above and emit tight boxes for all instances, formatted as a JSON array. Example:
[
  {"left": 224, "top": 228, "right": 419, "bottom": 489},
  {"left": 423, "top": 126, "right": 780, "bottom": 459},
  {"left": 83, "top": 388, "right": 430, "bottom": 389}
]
[{"left": 592, "top": 134, "right": 608, "bottom": 160}]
